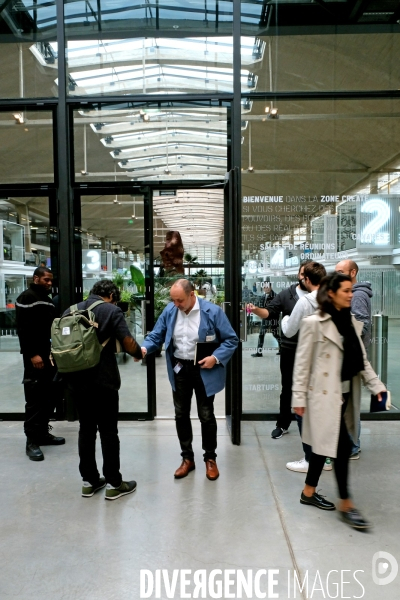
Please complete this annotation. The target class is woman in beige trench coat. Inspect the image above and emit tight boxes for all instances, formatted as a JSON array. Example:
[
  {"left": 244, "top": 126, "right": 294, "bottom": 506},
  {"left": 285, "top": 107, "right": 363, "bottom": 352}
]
[{"left": 292, "top": 272, "right": 385, "bottom": 529}]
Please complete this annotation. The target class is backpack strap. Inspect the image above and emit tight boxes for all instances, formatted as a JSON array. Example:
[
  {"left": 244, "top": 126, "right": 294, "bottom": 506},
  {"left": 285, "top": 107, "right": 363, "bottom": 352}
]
[
  {"left": 68, "top": 300, "right": 105, "bottom": 314},
  {"left": 87, "top": 300, "right": 106, "bottom": 311},
  {"left": 87, "top": 300, "right": 110, "bottom": 347}
]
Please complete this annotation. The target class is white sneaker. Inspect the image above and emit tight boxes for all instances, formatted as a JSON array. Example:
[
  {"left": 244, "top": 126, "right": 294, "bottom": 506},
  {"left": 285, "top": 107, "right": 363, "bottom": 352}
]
[
  {"left": 286, "top": 458, "right": 309, "bottom": 473},
  {"left": 323, "top": 458, "right": 333, "bottom": 471}
]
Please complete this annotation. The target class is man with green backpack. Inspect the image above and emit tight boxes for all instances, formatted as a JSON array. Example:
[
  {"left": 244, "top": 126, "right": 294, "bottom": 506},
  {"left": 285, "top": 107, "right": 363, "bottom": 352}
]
[{"left": 56, "top": 279, "right": 143, "bottom": 500}]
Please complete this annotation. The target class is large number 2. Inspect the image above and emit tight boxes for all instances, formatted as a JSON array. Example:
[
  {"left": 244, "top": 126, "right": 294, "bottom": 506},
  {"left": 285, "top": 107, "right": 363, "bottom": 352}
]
[{"left": 361, "top": 199, "right": 390, "bottom": 245}]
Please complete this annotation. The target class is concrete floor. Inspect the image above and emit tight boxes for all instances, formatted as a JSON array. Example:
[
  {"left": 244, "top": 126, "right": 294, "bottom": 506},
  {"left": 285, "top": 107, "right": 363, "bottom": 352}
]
[{"left": 1, "top": 419, "right": 399, "bottom": 600}]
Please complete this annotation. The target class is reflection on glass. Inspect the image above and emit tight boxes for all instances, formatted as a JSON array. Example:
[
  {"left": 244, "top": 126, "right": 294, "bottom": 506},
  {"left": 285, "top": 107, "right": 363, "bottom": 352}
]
[
  {"left": 0, "top": 196, "right": 52, "bottom": 412},
  {"left": 240, "top": 33, "right": 400, "bottom": 92},
  {"left": 74, "top": 104, "right": 228, "bottom": 181},
  {"left": 0, "top": 2, "right": 57, "bottom": 99},
  {"left": 0, "top": 111, "right": 54, "bottom": 183},
  {"left": 78, "top": 194, "right": 147, "bottom": 412},
  {"left": 152, "top": 188, "right": 226, "bottom": 416},
  {"left": 32, "top": 36, "right": 264, "bottom": 96},
  {"left": 240, "top": 99, "right": 400, "bottom": 412},
  {"left": 63, "top": 1, "right": 236, "bottom": 32}
]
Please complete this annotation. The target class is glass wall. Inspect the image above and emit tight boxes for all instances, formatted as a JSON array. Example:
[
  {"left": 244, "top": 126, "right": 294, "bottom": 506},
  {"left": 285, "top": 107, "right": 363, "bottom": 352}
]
[
  {"left": 241, "top": 98, "right": 400, "bottom": 412},
  {"left": 0, "top": 110, "right": 54, "bottom": 184},
  {"left": 77, "top": 192, "right": 147, "bottom": 412},
  {"left": 1, "top": 1, "right": 399, "bottom": 423},
  {"left": 0, "top": 2, "right": 58, "bottom": 99},
  {"left": 0, "top": 196, "right": 54, "bottom": 412},
  {"left": 240, "top": 33, "right": 400, "bottom": 93},
  {"left": 61, "top": 1, "right": 237, "bottom": 97},
  {"left": 73, "top": 102, "right": 229, "bottom": 183}
]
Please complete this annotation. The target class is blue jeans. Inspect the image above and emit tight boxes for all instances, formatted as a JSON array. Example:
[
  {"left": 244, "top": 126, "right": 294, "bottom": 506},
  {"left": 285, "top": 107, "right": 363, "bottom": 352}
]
[
  {"left": 295, "top": 413, "right": 312, "bottom": 462},
  {"left": 349, "top": 419, "right": 361, "bottom": 455}
]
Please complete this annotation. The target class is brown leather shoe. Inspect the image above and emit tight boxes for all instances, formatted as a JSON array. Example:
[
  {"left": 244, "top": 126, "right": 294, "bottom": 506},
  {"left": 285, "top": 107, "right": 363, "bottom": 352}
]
[
  {"left": 174, "top": 459, "right": 195, "bottom": 479},
  {"left": 205, "top": 459, "right": 219, "bottom": 480}
]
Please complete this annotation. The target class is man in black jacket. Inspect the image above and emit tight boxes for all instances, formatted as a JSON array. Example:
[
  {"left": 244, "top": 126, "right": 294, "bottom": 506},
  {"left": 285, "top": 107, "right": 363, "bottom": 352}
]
[
  {"left": 16, "top": 267, "right": 65, "bottom": 461},
  {"left": 251, "top": 283, "right": 278, "bottom": 357},
  {"left": 248, "top": 260, "right": 311, "bottom": 439},
  {"left": 63, "top": 279, "right": 143, "bottom": 500}
]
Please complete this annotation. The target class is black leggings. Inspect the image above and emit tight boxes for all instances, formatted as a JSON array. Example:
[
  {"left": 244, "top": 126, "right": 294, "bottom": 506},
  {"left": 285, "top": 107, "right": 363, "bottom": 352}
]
[{"left": 305, "top": 396, "right": 352, "bottom": 500}]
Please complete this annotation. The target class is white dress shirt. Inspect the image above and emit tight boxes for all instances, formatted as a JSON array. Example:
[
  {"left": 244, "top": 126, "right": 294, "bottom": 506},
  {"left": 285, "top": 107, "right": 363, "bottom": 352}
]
[{"left": 173, "top": 296, "right": 201, "bottom": 360}]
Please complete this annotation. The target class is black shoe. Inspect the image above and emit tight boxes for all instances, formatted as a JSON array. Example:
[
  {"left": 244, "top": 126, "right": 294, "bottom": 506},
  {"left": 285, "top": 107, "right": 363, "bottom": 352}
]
[
  {"left": 26, "top": 440, "right": 44, "bottom": 461},
  {"left": 339, "top": 508, "right": 371, "bottom": 529},
  {"left": 300, "top": 491, "right": 336, "bottom": 511},
  {"left": 82, "top": 477, "right": 107, "bottom": 498},
  {"left": 37, "top": 432, "right": 65, "bottom": 445},
  {"left": 105, "top": 480, "right": 137, "bottom": 501},
  {"left": 271, "top": 427, "right": 289, "bottom": 439},
  {"left": 251, "top": 352, "right": 263, "bottom": 357}
]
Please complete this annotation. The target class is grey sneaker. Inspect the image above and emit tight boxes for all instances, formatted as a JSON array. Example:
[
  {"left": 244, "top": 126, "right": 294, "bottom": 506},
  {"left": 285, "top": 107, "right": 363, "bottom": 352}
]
[
  {"left": 82, "top": 477, "right": 106, "bottom": 497},
  {"left": 105, "top": 480, "right": 137, "bottom": 501}
]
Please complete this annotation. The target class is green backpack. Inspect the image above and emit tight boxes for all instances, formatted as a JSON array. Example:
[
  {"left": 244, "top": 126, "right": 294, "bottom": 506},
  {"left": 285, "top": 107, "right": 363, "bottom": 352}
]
[{"left": 51, "top": 301, "right": 110, "bottom": 373}]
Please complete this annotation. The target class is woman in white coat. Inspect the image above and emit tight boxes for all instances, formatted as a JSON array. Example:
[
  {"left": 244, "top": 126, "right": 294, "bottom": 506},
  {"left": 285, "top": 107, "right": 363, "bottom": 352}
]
[{"left": 292, "top": 272, "right": 385, "bottom": 529}]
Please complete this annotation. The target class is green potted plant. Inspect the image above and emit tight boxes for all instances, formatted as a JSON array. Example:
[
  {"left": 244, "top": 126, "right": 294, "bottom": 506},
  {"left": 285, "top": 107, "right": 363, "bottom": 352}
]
[
  {"left": 112, "top": 270, "right": 125, "bottom": 290},
  {"left": 129, "top": 265, "right": 146, "bottom": 312},
  {"left": 118, "top": 289, "right": 132, "bottom": 314}
]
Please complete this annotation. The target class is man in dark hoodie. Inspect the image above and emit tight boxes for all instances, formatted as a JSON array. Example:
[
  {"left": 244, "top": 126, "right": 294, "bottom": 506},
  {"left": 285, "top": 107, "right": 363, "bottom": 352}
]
[
  {"left": 62, "top": 279, "right": 144, "bottom": 500},
  {"left": 335, "top": 259, "right": 373, "bottom": 458},
  {"left": 16, "top": 267, "right": 65, "bottom": 462},
  {"left": 248, "top": 260, "right": 312, "bottom": 439},
  {"left": 335, "top": 260, "right": 373, "bottom": 349}
]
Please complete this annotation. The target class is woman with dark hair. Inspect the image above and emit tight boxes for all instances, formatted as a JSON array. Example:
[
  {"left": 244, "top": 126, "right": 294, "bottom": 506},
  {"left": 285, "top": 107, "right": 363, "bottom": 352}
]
[{"left": 292, "top": 272, "right": 385, "bottom": 529}]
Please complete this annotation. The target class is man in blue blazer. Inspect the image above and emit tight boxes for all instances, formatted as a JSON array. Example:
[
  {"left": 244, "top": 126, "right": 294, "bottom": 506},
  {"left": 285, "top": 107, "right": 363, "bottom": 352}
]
[{"left": 141, "top": 279, "right": 238, "bottom": 480}]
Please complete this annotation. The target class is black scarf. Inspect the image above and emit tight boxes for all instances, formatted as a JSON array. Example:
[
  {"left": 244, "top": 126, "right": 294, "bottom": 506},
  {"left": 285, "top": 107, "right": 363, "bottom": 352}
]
[{"left": 325, "top": 306, "right": 364, "bottom": 381}]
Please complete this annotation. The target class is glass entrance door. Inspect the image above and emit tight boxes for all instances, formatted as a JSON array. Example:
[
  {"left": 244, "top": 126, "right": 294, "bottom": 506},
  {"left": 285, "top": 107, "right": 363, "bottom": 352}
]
[
  {"left": 72, "top": 99, "right": 234, "bottom": 420},
  {"left": 151, "top": 186, "right": 227, "bottom": 418},
  {"left": 76, "top": 190, "right": 153, "bottom": 417}
]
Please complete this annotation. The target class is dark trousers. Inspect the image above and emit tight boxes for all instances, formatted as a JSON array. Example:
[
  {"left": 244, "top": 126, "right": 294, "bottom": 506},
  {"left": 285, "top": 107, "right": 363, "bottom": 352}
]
[
  {"left": 256, "top": 323, "right": 266, "bottom": 352},
  {"left": 305, "top": 400, "right": 352, "bottom": 499},
  {"left": 256, "top": 322, "right": 280, "bottom": 353},
  {"left": 172, "top": 360, "right": 217, "bottom": 462},
  {"left": 70, "top": 380, "right": 122, "bottom": 487},
  {"left": 23, "top": 355, "right": 56, "bottom": 441},
  {"left": 295, "top": 414, "right": 312, "bottom": 462},
  {"left": 277, "top": 346, "right": 296, "bottom": 430}
]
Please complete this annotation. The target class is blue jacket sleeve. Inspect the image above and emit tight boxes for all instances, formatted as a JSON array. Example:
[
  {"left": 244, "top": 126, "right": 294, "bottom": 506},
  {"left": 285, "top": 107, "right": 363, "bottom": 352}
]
[{"left": 142, "top": 307, "right": 169, "bottom": 354}]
